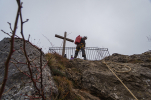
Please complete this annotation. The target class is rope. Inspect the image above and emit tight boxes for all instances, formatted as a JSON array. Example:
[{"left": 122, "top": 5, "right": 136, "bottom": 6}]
[{"left": 102, "top": 61, "right": 138, "bottom": 100}]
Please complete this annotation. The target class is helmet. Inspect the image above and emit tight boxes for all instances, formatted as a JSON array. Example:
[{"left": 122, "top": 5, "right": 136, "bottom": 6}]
[{"left": 83, "top": 36, "right": 87, "bottom": 39}]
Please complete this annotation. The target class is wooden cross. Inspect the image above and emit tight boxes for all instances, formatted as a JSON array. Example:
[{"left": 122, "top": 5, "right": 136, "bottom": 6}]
[{"left": 55, "top": 32, "right": 74, "bottom": 57}]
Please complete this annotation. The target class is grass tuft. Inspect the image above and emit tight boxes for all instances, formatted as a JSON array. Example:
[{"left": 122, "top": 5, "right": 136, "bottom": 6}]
[{"left": 45, "top": 53, "right": 81, "bottom": 100}]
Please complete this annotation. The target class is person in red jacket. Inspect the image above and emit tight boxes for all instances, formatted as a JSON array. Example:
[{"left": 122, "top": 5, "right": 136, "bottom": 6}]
[{"left": 74, "top": 36, "right": 87, "bottom": 60}]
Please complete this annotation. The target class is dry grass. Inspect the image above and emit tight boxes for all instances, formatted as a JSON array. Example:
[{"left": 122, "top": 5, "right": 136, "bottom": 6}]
[
  {"left": 46, "top": 53, "right": 71, "bottom": 70},
  {"left": 53, "top": 76, "right": 72, "bottom": 99},
  {"left": 45, "top": 53, "right": 81, "bottom": 100}
]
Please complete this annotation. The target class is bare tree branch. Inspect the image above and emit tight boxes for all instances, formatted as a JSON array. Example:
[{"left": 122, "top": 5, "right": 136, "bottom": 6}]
[
  {"left": 39, "top": 48, "right": 44, "bottom": 97},
  {"left": 19, "top": 2, "right": 45, "bottom": 99},
  {"left": 23, "top": 19, "right": 29, "bottom": 23},
  {"left": 7, "top": 22, "right": 13, "bottom": 32},
  {"left": 1, "top": 30, "right": 11, "bottom": 37},
  {"left": 1, "top": 29, "right": 21, "bottom": 38},
  {"left": 0, "top": 0, "right": 22, "bottom": 98},
  {"left": 42, "top": 34, "right": 54, "bottom": 47}
]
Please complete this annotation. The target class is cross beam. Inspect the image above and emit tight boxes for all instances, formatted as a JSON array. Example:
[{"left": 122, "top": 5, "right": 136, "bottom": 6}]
[{"left": 55, "top": 32, "right": 74, "bottom": 57}]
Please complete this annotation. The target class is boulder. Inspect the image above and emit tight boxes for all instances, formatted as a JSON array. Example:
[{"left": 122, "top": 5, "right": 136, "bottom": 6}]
[{"left": 0, "top": 38, "right": 58, "bottom": 100}]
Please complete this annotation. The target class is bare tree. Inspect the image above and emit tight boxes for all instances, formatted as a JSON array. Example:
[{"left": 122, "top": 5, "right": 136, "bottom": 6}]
[
  {"left": 0, "top": 0, "right": 52, "bottom": 99},
  {"left": 0, "top": 0, "right": 22, "bottom": 98}
]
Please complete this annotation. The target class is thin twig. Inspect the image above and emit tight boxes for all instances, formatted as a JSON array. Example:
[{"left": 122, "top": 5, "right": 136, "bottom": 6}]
[
  {"left": 2, "top": 86, "right": 15, "bottom": 95},
  {"left": 11, "top": 61, "right": 31, "bottom": 78},
  {"left": 1, "top": 30, "right": 11, "bottom": 37},
  {"left": 12, "top": 58, "right": 27, "bottom": 64},
  {"left": 42, "top": 56, "right": 52, "bottom": 69},
  {"left": 1, "top": 29, "right": 21, "bottom": 38},
  {"left": 23, "top": 19, "right": 29, "bottom": 23},
  {"left": 7, "top": 22, "right": 13, "bottom": 32},
  {"left": 30, "top": 56, "right": 39, "bottom": 62},
  {"left": 42, "top": 34, "right": 54, "bottom": 47}
]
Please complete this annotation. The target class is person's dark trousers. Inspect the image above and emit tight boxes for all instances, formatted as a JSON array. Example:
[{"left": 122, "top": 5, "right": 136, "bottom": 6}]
[
  {"left": 74, "top": 44, "right": 80, "bottom": 58},
  {"left": 74, "top": 43, "right": 86, "bottom": 60},
  {"left": 81, "top": 47, "right": 86, "bottom": 60}
]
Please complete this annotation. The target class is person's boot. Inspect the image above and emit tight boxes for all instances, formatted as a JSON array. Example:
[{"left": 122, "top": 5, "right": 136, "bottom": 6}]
[
  {"left": 74, "top": 54, "right": 78, "bottom": 58},
  {"left": 74, "top": 50, "right": 78, "bottom": 58},
  {"left": 84, "top": 55, "right": 86, "bottom": 60},
  {"left": 74, "top": 52, "right": 78, "bottom": 58}
]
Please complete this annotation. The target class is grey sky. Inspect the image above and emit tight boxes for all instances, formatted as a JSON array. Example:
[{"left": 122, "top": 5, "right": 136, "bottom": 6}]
[{"left": 0, "top": 0, "right": 151, "bottom": 55}]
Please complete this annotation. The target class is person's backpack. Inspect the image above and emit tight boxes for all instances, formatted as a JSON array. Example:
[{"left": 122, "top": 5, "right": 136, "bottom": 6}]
[{"left": 75, "top": 35, "right": 82, "bottom": 44}]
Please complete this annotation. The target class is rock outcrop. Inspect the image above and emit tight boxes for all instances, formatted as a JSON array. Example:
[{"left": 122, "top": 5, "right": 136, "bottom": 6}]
[
  {"left": 1, "top": 37, "right": 151, "bottom": 100},
  {"left": 0, "top": 38, "right": 58, "bottom": 100},
  {"left": 66, "top": 52, "right": 151, "bottom": 100}
]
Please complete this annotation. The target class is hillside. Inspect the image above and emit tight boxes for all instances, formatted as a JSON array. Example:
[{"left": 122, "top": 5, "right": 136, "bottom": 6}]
[
  {"left": 46, "top": 50, "right": 151, "bottom": 100},
  {"left": 0, "top": 38, "right": 151, "bottom": 100}
]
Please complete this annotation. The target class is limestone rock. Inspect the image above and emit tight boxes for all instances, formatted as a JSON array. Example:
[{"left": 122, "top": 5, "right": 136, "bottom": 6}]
[
  {"left": 66, "top": 54, "right": 151, "bottom": 100},
  {"left": 0, "top": 38, "right": 58, "bottom": 100},
  {"left": 105, "top": 52, "right": 151, "bottom": 63},
  {"left": 72, "top": 89, "right": 100, "bottom": 100}
]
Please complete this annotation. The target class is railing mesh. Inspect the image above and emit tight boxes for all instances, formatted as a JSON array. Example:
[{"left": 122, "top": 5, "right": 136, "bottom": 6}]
[{"left": 49, "top": 47, "right": 110, "bottom": 60}]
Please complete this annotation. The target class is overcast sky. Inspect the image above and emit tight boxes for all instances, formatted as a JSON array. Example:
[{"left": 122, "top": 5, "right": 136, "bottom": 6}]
[{"left": 0, "top": 0, "right": 151, "bottom": 55}]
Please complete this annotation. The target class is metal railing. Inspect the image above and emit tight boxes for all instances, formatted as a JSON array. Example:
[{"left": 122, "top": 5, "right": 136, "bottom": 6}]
[{"left": 49, "top": 47, "right": 110, "bottom": 60}]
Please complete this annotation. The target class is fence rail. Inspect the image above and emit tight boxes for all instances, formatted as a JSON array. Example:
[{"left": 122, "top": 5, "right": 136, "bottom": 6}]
[{"left": 49, "top": 47, "right": 110, "bottom": 60}]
